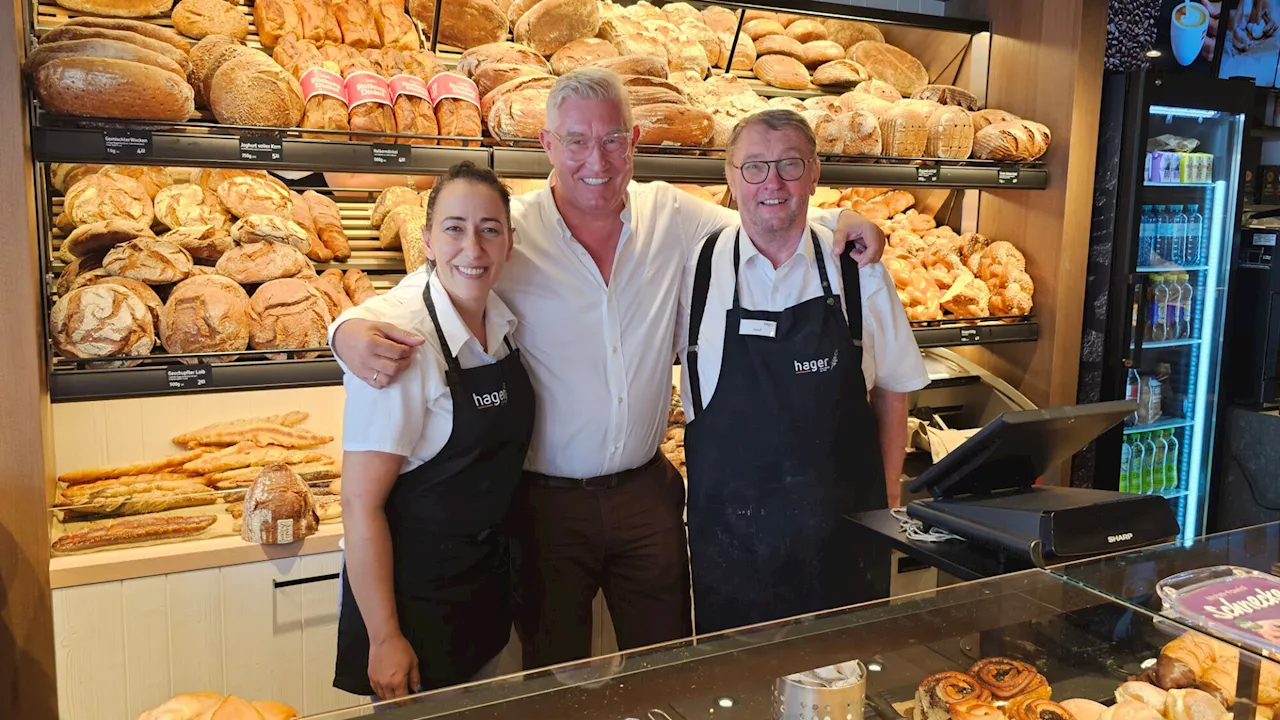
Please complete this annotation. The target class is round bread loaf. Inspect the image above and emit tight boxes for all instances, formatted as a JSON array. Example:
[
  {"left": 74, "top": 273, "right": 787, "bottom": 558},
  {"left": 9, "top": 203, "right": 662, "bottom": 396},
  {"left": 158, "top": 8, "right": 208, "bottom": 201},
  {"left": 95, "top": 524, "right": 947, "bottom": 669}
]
[
  {"left": 769, "top": 96, "right": 806, "bottom": 112},
  {"left": 160, "top": 225, "right": 233, "bottom": 261},
  {"left": 51, "top": 284, "right": 155, "bottom": 367},
  {"left": 217, "top": 176, "right": 293, "bottom": 219},
  {"left": 824, "top": 19, "right": 883, "bottom": 47},
  {"left": 241, "top": 464, "right": 318, "bottom": 544},
  {"left": 786, "top": 19, "right": 827, "bottom": 44},
  {"left": 801, "top": 40, "right": 846, "bottom": 69},
  {"left": 854, "top": 78, "right": 901, "bottom": 102},
  {"left": 70, "top": 268, "right": 111, "bottom": 291},
  {"left": 754, "top": 35, "right": 804, "bottom": 61},
  {"left": 172, "top": 0, "right": 250, "bottom": 39},
  {"left": 589, "top": 53, "right": 668, "bottom": 79},
  {"left": 160, "top": 274, "right": 251, "bottom": 362},
  {"left": 50, "top": 163, "right": 105, "bottom": 194},
  {"left": 801, "top": 109, "right": 843, "bottom": 155},
  {"left": 98, "top": 165, "right": 173, "bottom": 200},
  {"left": 676, "top": 19, "right": 721, "bottom": 67},
  {"left": 190, "top": 167, "right": 286, "bottom": 195},
  {"left": 187, "top": 34, "right": 251, "bottom": 108},
  {"left": 155, "top": 183, "right": 231, "bottom": 229},
  {"left": 230, "top": 215, "right": 311, "bottom": 252},
  {"left": 812, "top": 58, "right": 868, "bottom": 87},
  {"left": 24, "top": 38, "right": 184, "bottom": 79},
  {"left": 55, "top": 254, "right": 103, "bottom": 296},
  {"left": 64, "top": 174, "right": 155, "bottom": 227},
  {"left": 970, "top": 108, "right": 1020, "bottom": 132},
  {"left": 551, "top": 37, "right": 619, "bottom": 75},
  {"left": 513, "top": 0, "right": 601, "bottom": 56},
  {"left": 249, "top": 278, "right": 331, "bottom": 359},
  {"left": 668, "top": 33, "right": 710, "bottom": 78},
  {"left": 742, "top": 18, "right": 784, "bottom": 41},
  {"left": 634, "top": 103, "right": 713, "bottom": 147},
  {"left": 209, "top": 53, "right": 304, "bottom": 128},
  {"left": 506, "top": 0, "right": 543, "bottom": 28},
  {"left": 94, "top": 276, "right": 164, "bottom": 328},
  {"left": 850, "top": 40, "right": 928, "bottom": 96},
  {"left": 488, "top": 88, "right": 551, "bottom": 143},
  {"left": 700, "top": 5, "right": 737, "bottom": 33},
  {"left": 804, "top": 95, "right": 844, "bottom": 115},
  {"left": 409, "top": 0, "right": 507, "bottom": 50},
  {"left": 308, "top": 274, "right": 353, "bottom": 320},
  {"left": 35, "top": 57, "right": 195, "bottom": 122},
  {"left": 479, "top": 74, "right": 556, "bottom": 123},
  {"left": 455, "top": 41, "right": 551, "bottom": 78},
  {"left": 839, "top": 91, "right": 894, "bottom": 117},
  {"left": 473, "top": 63, "right": 552, "bottom": 99},
  {"left": 725, "top": 32, "right": 756, "bottom": 71},
  {"left": 842, "top": 109, "right": 882, "bottom": 156},
  {"left": 753, "top": 54, "right": 810, "bottom": 90},
  {"left": 103, "top": 237, "right": 194, "bottom": 284},
  {"left": 661, "top": 1, "right": 700, "bottom": 24},
  {"left": 61, "top": 219, "right": 155, "bottom": 262},
  {"left": 216, "top": 241, "right": 313, "bottom": 284}
]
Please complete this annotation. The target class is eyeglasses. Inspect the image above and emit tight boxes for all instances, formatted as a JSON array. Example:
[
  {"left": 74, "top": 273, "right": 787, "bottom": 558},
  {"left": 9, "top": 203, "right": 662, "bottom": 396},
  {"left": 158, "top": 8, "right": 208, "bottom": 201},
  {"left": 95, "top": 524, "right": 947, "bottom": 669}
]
[
  {"left": 545, "top": 129, "right": 632, "bottom": 161},
  {"left": 733, "top": 157, "right": 810, "bottom": 184}
]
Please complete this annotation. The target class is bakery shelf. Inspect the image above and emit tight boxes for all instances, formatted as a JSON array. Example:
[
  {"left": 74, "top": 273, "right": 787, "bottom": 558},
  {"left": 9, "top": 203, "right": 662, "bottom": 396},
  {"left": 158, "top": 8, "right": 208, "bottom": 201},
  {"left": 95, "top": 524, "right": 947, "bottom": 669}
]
[
  {"left": 1135, "top": 264, "right": 1209, "bottom": 273},
  {"left": 492, "top": 146, "right": 1049, "bottom": 189},
  {"left": 49, "top": 354, "right": 343, "bottom": 402},
  {"left": 909, "top": 316, "right": 1038, "bottom": 348},
  {"left": 1123, "top": 416, "right": 1195, "bottom": 435}
]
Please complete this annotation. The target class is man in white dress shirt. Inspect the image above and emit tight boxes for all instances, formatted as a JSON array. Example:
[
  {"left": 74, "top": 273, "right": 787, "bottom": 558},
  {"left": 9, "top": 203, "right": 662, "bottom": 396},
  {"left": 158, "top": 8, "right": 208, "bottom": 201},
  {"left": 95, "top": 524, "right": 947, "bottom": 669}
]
[
  {"left": 329, "top": 70, "right": 885, "bottom": 669},
  {"left": 676, "top": 109, "right": 929, "bottom": 634}
]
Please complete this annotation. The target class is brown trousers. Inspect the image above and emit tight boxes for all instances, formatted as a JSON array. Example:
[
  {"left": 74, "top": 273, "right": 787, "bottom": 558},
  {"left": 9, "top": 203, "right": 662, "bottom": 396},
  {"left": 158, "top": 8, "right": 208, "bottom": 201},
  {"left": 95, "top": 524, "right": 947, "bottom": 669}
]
[{"left": 510, "top": 455, "right": 693, "bottom": 670}]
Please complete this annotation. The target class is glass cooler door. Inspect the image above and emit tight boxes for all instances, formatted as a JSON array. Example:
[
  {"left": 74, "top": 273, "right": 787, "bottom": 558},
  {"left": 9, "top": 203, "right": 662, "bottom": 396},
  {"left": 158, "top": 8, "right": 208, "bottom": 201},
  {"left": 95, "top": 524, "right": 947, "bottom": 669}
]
[{"left": 1123, "top": 103, "right": 1244, "bottom": 542}]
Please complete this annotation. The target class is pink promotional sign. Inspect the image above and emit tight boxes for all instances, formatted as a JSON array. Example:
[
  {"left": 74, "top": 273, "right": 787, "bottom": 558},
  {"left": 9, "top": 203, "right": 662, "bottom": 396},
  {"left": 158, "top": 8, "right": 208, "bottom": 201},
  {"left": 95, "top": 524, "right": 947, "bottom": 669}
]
[
  {"left": 1159, "top": 566, "right": 1280, "bottom": 653},
  {"left": 299, "top": 67, "right": 347, "bottom": 104},
  {"left": 344, "top": 71, "right": 393, "bottom": 110},
  {"left": 427, "top": 72, "right": 481, "bottom": 109}
]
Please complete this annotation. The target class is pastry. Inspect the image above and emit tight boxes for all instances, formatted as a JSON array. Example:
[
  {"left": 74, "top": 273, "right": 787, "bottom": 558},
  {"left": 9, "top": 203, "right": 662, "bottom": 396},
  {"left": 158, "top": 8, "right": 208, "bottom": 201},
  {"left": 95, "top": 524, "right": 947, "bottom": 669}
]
[
  {"left": 172, "top": 0, "right": 250, "bottom": 40},
  {"left": 915, "top": 672, "right": 992, "bottom": 720},
  {"left": 1005, "top": 698, "right": 1076, "bottom": 720},
  {"left": 64, "top": 173, "right": 154, "bottom": 228},
  {"left": 249, "top": 278, "right": 332, "bottom": 360},
  {"left": 216, "top": 176, "right": 294, "bottom": 219},
  {"left": 159, "top": 225, "right": 233, "bottom": 261},
  {"left": 969, "top": 658, "right": 1050, "bottom": 703},
  {"left": 1059, "top": 700, "right": 1106, "bottom": 720},
  {"left": 60, "top": 219, "right": 154, "bottom": 262},
  {"left": 950, "top": 701, "right": 1010, "bottom": 720},
  {"left": 52, "top": 515, "right": 216, "bottom": 553},
  {"left": 57, "top": 449, "right": 206, "bottom": 485},
  {"left": 343, "top": 269, "right": 377, "bottom": 305},
  {"left": 103, "top": 237, "right": 193, "bottom": 284},
  {"left": 230, "top": 215, "right": 312, "bottom": 253},
  {"left": 215, "top": 241, "right": 314, "bottom": 284},
  {"left": 154, "top": 183, "right": 231, "bottom": 230},
  {"left": 1116, "top": 682, "right": 1169, "bottom": 714},
  {"left": 849, "top": 40, "right": 928, "bottom": 96},
  {"left": 172, "top": 411, "right": 308, "bottom": 445}
]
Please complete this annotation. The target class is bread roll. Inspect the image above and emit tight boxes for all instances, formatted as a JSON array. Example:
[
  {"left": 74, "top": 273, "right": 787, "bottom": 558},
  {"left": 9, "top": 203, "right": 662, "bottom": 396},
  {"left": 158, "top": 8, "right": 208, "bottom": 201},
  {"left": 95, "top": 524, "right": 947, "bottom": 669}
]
[
  {"left": 59, "top": 17, "right": 190, "bottom": 55},
  {"left": 173, "top": 0, "right": 250, "bottom": 40},
  {"left": 786, "top": 19, "right": 827, "bottom": 43},
  {"left": 850, "top": 40, "right": 928, "bottom": 96},
  {"left": 252, "top": 0, "right": 302, "bottom": 48},
  {"left": 138, "top": 692, "right": 225, "bottom": 720},
  {"left": 824, "top": 19, "right": 883, "bottom": 47},
  {"left": 301, "top": 191, "right": 350, "bottom": 261},
  {"left": 971, "top": 108, "right": 1020, "bottom": 132},
  {"left": 248, "top": 278, "right": 330, "bottom": 359},
  {"left": 35, "top": 57, "right": 194, "bottom": 122},
  {"left": 1100, "top": 700, "right": 1165, "bottom": 720},
  {"left": 210, "top": 54, "right": 305, "bottom": 128},
  {"left": 801, "top": 109, "right": 842, "bottom": 154},
  {"left": 633, "top": 103, "right": 713, "bottom": 147},
  {"left": 455, "top": 41, "right": 551, "bottom": 77},
  {"left": 754, "top": 54, "right": 809, "bottom": 90},
  {"left": 409, "top": 0, "right": 507, "bottom": 49},
  {"left": 813, "top": 58, "right": 867, "bottom": 87},
  {"left": 51, "top": 284, "right": 155, "bottom": 367},
  {"left": 800, "top": 40, "right": 844, "bottom": 69},
  {"left": 590, "top": 54, "right": 668, "bottom": 78},
  {"left": 160, "top": 225, "right": 233, "bottom": 261},
  {"left": 925, "top": 105, "right": 974, "bottom": 159},
  {"left": 743, "top": 18, "right": 784, "bottom": 40},
  {"left": 65, "top": 174, "right": 155, "bottom": 227},
  {"left": 24, "top": 39, "right": 184, "bottom": 79},
  {"left": 842, "top": 109, "right": 882, "bottom": 156},
  {"left": 52, "top": 0, "right": 171, "bottom": 18},
  {"left": 514, "top": 0, "right": 600, "bottom": 56},
  {"left": 60, "top": 219, "right": 153, "bottom": 262},
  {"left": 216, "top": 241, "right": 313, "bottom": 284},
  {"left": 755, "top": 35, "right": 804, "bottom": 61},
  {"left": 551, "top": 37, "right": 619, "bottom": 74},
  {"left": 1059, "top": 700, "right": 1107, "bottom": 720}
]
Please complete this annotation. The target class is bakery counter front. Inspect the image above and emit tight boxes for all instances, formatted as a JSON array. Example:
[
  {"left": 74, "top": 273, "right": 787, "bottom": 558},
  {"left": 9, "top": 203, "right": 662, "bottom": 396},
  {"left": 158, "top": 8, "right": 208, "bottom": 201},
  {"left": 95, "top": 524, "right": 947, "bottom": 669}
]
[{"left": 286, "top": 569, "right": 1274, "bottom": 720}]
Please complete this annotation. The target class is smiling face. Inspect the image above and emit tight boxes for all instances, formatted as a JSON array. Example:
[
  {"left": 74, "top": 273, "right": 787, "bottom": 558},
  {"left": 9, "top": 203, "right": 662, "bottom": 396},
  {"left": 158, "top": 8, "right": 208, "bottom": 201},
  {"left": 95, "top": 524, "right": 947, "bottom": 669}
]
[
  {"left": 424, "top": 179, "right": 514, "bottom": 307},
  {"left": 539, "top": 96, "right": 639, "bottom": 216},
  {"left": 726, "top": 122, "right": 820, "bottom": 242}
]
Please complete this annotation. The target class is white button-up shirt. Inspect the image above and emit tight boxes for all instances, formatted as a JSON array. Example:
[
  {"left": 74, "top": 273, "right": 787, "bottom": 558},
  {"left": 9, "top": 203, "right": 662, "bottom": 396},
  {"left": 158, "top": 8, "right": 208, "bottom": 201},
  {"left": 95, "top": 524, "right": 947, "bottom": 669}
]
[
  {"left": 341, "top": 272, "right": 518, "bottom": 474},
  {"left": 676, "top": 224, "right": 929, "bottom": 422},
  {"left": 334, "top": 181, "right": 842, "bottom": 479}
]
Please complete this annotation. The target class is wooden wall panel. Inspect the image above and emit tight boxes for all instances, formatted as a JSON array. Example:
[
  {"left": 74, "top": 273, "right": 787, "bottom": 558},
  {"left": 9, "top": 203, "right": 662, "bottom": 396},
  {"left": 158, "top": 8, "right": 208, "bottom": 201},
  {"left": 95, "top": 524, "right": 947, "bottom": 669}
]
[
  {"left": 167, "top": 568, "right": 227, "bottom": 699},
  {"left": 122, "top": 575, "right": 173, "bottom": 719}
]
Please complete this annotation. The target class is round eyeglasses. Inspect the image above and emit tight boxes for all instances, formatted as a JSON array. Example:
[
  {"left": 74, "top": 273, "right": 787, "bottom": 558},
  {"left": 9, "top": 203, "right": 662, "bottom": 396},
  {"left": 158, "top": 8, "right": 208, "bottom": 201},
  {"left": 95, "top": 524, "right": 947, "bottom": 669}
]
[{"left": 732, "top": 157, "right": 810, "bottom": 184}]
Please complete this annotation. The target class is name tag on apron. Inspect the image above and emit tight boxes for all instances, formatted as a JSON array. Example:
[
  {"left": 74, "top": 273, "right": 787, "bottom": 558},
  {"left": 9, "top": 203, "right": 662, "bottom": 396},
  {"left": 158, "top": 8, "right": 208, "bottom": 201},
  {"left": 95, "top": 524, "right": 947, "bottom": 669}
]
[{"left": 739, "top": 318, "right": 777, "bottom": 338}]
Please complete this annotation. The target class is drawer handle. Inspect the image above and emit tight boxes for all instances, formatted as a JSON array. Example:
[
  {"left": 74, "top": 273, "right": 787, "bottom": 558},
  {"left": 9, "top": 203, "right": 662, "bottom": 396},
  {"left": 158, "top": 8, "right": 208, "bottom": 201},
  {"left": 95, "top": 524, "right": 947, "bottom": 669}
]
[{"left": 274, "top": 573, "right": 339, "bottom": 589}]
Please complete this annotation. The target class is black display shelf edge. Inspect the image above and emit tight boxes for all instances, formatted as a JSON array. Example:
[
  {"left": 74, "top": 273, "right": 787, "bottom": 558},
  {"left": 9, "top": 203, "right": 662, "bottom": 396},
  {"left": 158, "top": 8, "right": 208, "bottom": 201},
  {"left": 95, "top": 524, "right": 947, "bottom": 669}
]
[
  {"left": 492, "top": 147, "right": 1048, "bottom": 189},
  {"left": 911, "top": 320, "right": 1039, "bottom": 349},
  {"left": 33, "top": 126, "right": 490, "bottom": 173},
  {"left": 49, "top": 357, "right": 343, "bottom": 402}
]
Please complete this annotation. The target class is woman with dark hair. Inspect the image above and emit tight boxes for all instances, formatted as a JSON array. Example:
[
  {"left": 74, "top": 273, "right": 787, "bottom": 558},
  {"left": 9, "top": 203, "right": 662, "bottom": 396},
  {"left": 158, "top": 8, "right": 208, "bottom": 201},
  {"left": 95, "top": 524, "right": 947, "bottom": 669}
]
[{"left": 334, "top": 161, "right": 534, "bottom": 700}]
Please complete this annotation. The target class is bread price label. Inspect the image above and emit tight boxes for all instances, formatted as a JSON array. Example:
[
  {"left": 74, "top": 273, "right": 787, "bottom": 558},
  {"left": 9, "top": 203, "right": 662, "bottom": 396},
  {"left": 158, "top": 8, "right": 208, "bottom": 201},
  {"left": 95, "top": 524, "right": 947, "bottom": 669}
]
[
  {"left": 388, "top": 74, "right": 431, "bottom": 103},
  {"left": 371, "top": 143, "right": 410, "bottom": 165},
  {"left": 427, "top": 72, "right": 481, "bottom": 110},
  {"left": 166, "top": 364, "right": 211, "bottom": 389},
  {"left": 299, "top": 66, "right": 348, "bottom": 104},
  {"left": 998, "top": 167, "right": 1021, "bottom": 185},
  {"left": 344, "top": 71, "right": 393, "bottom": 110},
  {"left": 102, "top": 129, "right": 152, "bottom": 158},
  {"left": 916, "top": 166, "right": 939, "bottom": 183},
  {"left": 239, "top": 135, "right": 284, "bottom": 162}
]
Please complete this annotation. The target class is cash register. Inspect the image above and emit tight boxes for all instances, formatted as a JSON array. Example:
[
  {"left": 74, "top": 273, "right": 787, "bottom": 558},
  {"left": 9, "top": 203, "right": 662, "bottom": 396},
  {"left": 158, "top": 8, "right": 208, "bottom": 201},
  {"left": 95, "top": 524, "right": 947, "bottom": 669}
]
[{"left": 906, "top": 401, "right": 1180, "bottom": 566}]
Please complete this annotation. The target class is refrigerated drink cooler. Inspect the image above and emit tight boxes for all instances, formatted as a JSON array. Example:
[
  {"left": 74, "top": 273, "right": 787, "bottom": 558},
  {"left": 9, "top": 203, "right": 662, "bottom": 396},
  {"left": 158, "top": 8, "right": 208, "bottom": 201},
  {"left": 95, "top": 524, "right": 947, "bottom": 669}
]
[{"left": 1077, "top": 71, "right": 1251, "bottom": 540}]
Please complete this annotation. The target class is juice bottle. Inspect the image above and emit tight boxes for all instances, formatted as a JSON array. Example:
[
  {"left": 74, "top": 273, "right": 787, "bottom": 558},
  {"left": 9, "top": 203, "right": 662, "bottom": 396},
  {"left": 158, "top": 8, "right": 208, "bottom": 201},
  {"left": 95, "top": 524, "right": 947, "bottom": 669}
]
[
  {"left": 1150, "top": 274, "right": 1169, "bottom": 341},
  {"left": 1119, "top": 436, "right": 1132, "bottom": 493},
  {"left": 1166, "top": 273, "right": 1182, "bottom": 341},
  {"left": 1185, "top": 204, "right": 1203, "bottom": 264},
  {"left": 1178, "top": 273, "right": 1195, "bottom": 339},
  {"left": 1129, "top": 433, "right": 1147, "bottom": 493},
  {"left": 1171, "top": 205, "right": 1188, "bottom": 265},
  {"left": 1151, "top": 430, "right": 1168, "bottom": 495},
  {"left": 1164, "top": 430, "right": 1180, "bottom": 493},
  {"left": 1142, "top": 432, "right": 1160, "bottom": 494}
]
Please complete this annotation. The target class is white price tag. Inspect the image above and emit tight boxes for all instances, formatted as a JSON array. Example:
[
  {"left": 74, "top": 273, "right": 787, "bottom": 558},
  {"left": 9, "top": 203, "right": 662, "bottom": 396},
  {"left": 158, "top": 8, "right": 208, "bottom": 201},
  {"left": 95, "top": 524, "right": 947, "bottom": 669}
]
[{"left": 739, "top": 319, "right": 777, "bottom": 338}]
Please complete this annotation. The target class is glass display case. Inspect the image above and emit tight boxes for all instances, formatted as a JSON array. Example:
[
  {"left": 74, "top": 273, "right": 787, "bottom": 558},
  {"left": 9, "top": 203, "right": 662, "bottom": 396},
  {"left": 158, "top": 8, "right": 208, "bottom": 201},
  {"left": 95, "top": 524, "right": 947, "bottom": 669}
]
[{"left": 299, "top": 569, "right": 1275, "bottom": 720}]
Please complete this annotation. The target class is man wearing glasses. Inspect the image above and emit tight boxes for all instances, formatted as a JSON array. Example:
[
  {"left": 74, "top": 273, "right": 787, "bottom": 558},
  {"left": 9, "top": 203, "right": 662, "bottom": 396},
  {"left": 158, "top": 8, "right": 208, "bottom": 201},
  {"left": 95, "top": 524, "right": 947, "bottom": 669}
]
[
  {"left": 676, "top": 109, "right": 928, "bottom": 634},
  {"left": 328, "top": 70, "right": 886, "bottom": 669}
]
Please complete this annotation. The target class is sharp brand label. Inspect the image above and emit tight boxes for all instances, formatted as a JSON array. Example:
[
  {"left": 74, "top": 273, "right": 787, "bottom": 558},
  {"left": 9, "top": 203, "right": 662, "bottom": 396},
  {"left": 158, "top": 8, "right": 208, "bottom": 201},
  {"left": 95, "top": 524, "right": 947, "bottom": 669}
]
[
  {"left": 1107, "top": 532, "right": 1134, "bottom": 543},
  {"left": 343, "top": 71, "right": 392, "bottom": 110},
  {"left": 473, "top": 386, "right": 509, "bottom": 409},
  {"left": 103, "top": 128, "right": 152, "bottom": 158},
  {"left": 427, "top": 72, "right": 481, "bottom": 109},
  {"left": 299, "top": 66, "right": 347, "bottom": 104},
  {"left": 388, "top": 73, "right": 431, "bottom": 103},
  {"left": 239, "top": 135, "right": 284, "bottom": 162},
  {"left": 794, "top": 350, "right": 838, "bottom": 375},
  {"left": 167, "top": 364, "right": 211, "bottom": 389}
]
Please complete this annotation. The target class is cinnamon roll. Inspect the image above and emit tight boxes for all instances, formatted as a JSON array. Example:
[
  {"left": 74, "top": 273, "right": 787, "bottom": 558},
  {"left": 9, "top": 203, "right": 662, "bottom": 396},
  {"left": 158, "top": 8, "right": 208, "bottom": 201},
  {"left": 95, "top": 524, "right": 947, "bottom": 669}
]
[
  {"left": 951, "top": 700, "right": 1009, "bottom": 720},
  {"left": 915, "top": 672, "right": 994, "bottom": 720},
  {"left": 970, "top": 658, "right": 1051, "bottom": 703},
  {"left": 1005, "top": 697, "right": 1077, "bottom": 720}
]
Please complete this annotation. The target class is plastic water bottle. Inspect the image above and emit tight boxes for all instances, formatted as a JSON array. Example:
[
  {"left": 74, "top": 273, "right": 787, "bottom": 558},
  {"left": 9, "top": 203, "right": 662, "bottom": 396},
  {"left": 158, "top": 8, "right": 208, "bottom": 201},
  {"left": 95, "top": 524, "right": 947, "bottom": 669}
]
[
  {"left": 1120, "top": 437, "right": 1133, "bottom": 493},
  {"left": 1154, "top": 205, "right": 1170, "bottom": 262},
  {"left": 1142, "top": 433, "right": 1160, "bottom": 494},
  {"left": 1164, "top": 430, "right": 1180, "bottom": 493},
  {"left": 1129, "top": 434, "right": 1146, "bottom": 493},
  {"left": 1139, "top": 205, "right": 1155, "bottom": 266},
  {"left": 1125, "top": 367, "right": 1141, "bottom": 427},
  {"left": 1171, "top": 205, "right": 1188, "bottom": 265},
  {"left": 1185, "top": 204, "right": 1203, "bottom": 265}
]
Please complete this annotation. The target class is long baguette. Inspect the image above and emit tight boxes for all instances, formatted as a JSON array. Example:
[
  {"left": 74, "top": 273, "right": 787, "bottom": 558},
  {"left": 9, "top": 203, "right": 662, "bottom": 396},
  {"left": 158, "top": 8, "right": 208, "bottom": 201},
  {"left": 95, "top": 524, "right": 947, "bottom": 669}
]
[
  {"left": 211, "top": 462, "right": 339, "bottom": 488},
  {"left": 172, "top": 411, "right": 309, "bottom": 446},
  {"left": 181, "top": 423, "right": 333, "bottom": 449},
  {"left": 183, "top": 444, "right": 331, "bottom": 474},
  {"left": 52, "top": 514, "right": 217, "bottom": 553},
  {"left": 58, "top": 452, "right": 207, "bottom": 486},
  {"left": 59, "top": 490, "right": 217, "bottom": 520},
  {"left": 61, "top": 474, "right": 210, "bottom": 501},
  {"left": 60, "top": 16, "right": 192, "bottom": 55}
]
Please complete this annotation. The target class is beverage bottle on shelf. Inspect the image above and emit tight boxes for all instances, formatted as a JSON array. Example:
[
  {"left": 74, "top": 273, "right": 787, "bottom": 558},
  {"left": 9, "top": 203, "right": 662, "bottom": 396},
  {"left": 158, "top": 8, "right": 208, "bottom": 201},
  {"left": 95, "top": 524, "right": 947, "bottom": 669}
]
[
  {"left": 1177, "top": 273, "right": 1195, "bottom": 339},
  {"left": 1153, "top": 205, "right": 1169, "bottom": 262},
  {"left": 1129, "top": 434, "right": 1147, "bottom": 493},
  {"left": 1185, "top": 204, "right": 1203, "bottom": 265},
  {"left": 1139, "top": 205, "right": 1155, "bottom": 266},
  {"left": 1171, "top": 205, "right": 1188, "bottom": 265},
  {"left": 1164, "top": 430, "right": 1180, "bottom": 493},
  {"left": 1120, "top": 435, "right": 1133, "bottom": 493},
  {"left": 1150, "top": 274, "right": 1169, "bottom": 341},
  {"left": 1142, "top": 432, "right": 1160, "bottom": 494},
  {"left": 1152, "top": 430, "right": 1168, "bottom": 494},
  {"left": 1125, "top": 367, "right": 1141, "bottom": 426},
  {"left": 1166, "top": 271, "right": 1182, "bottom": 340}
]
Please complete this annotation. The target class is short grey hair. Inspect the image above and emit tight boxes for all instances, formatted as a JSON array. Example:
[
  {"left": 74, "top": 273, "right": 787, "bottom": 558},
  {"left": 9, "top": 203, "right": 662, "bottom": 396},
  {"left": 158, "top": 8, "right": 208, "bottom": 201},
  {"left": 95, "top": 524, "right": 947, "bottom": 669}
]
[
  {"left": 725, "top": 109, "right": 817, "bottom": 165},
  {"left": 546, "top": 68, "right": 633, "bottom": 132}
]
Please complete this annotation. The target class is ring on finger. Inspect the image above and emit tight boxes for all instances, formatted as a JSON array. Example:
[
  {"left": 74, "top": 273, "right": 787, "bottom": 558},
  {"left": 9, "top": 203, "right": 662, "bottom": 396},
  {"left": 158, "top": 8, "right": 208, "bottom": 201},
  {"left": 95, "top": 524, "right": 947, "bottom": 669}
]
[{"left": 373, "top": 370, "right": 380, "bottom": 383}]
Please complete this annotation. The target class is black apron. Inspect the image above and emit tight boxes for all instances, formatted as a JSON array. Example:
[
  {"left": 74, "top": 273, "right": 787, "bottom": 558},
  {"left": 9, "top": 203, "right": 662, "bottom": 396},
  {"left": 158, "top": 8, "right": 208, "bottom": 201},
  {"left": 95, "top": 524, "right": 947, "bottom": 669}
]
[
  {"left": 334, "top": 278, "right": 535, "bottom": 696},
  {"left": 684, "top": 228, "right": 889, "bottom": 636}
]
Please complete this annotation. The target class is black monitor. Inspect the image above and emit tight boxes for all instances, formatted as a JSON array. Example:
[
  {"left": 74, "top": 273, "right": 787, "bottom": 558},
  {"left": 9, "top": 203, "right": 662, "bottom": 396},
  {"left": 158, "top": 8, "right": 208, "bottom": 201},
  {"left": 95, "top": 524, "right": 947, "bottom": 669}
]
[{"left": 906, "top": 401, "right": 1137, "bottom": 499}]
